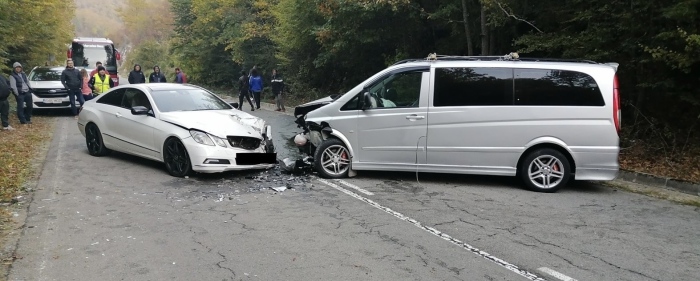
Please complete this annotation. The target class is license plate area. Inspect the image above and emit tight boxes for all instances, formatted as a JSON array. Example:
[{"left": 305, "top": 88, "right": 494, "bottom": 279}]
[
  {"left": 235, "top": 153, "right": 277, "bottom": 165},
  {"left": 43, "top": 98, "right": 63, "bottom": 104}
]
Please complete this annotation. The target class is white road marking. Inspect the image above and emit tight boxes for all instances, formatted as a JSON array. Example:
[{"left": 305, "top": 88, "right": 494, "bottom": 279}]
[
  {"left": 334, "top": 179, "right": 374, "bottom": 195},
  {"left": 316, "top": 178, "right": 546, "bottom": 281},
  {"left": 538, "top": 267, "right": 578, "bottom": 281}
]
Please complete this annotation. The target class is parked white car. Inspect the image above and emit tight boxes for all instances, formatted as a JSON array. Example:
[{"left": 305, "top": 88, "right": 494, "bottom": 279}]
[
  {"left": 77, "top": 83, "right": 276, "bottom": 177},
  {"left": 27, "top": 66, "right": 79, "bottom": 109}
]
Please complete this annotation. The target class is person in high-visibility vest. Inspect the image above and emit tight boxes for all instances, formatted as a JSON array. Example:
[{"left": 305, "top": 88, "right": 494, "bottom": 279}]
[{"left": 88, "top": 66, "right": 114, "bottom": 95}]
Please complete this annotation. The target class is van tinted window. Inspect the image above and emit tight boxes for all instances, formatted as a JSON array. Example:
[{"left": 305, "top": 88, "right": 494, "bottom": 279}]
[
  {"left": 434, "top": 67, "right": 513, "bottom": 106},
  {"left": 514, "top": 69, "right": 604, "bottom": 106}
]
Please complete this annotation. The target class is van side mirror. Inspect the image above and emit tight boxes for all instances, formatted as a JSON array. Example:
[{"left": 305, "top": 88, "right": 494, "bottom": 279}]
[{"left": 362, "top": 92, "right": 372, "bottom": 110}]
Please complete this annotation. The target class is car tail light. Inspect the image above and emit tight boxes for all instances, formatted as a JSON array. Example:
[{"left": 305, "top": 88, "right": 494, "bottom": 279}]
[{"left": 613, "top": 75, "right": 621, "bottom": 135}]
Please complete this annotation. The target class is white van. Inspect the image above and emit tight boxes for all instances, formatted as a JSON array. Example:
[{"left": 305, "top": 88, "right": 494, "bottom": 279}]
[{"left": 293, "top": 54, "right": 621, "bottom": 192}]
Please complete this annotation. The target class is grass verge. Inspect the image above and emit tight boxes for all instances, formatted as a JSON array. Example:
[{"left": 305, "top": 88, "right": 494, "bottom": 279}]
[{"left": 0, "top": 100, "right": 57, "bottom": 279}]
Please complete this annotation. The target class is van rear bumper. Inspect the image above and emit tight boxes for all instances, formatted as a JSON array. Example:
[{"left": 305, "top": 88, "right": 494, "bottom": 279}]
[
  {"left": 574, "top": 168, "right": 618, "bottom": 181},
  {"left": 571, "top": 150, "right": 619, "bottom": 181}
]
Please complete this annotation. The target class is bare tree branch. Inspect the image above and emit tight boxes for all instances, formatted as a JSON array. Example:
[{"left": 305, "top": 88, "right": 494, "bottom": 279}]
[{"left": 494, "top": 1, "right": 543, "bottom": 33}]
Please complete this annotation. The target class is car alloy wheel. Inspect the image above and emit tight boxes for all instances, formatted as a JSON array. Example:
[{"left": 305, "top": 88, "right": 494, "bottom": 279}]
[
  {"left": 519, "top": 148, "right": 571, "bottom": 193},
  {"left": 313, "top": 138, "right": 350, "bottom": 178},
  {"left": 163, "top": 138, "right": 192, "bottom": 177},
  {"left": 85, "top": 123, "right": 110, "bottom": 156}
]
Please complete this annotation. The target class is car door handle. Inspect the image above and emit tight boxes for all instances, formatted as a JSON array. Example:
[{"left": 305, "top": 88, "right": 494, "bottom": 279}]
[
  {"left": 115, "top": 112, "right": 122, "bottom": 118},
  {"left": 405, "top": 114, "right": 425, "bottom": 120}
]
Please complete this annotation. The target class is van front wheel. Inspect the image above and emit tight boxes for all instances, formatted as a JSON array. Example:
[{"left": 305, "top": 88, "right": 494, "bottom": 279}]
[
  {"left": 519, "top": 148, "right": 571, "bottom": 193},
  {"left": 313, "top": 138, "right": 351, "bottom": 178}
]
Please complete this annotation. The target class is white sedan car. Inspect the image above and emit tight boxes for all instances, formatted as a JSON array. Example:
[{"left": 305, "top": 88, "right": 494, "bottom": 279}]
[{"left": 77, "top": 83, "right": 276, "bottom": 177}]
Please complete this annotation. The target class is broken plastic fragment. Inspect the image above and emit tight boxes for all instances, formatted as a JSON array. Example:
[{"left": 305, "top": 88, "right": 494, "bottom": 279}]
[{"left": 270, "top": 186, "right": 287, "bottom": 192}]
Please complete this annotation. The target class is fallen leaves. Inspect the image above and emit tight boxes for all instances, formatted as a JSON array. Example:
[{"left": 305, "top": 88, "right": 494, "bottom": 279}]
[
  {"left": 620, "top": 140, "right": 700, "bottom": 183},
  {"left": 0, "top": 116, "right": 55, "bottom": 202}
]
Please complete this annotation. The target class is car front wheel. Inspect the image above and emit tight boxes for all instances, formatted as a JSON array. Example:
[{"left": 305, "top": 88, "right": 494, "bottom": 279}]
[
  {"left": 163, "top": 138, "right": 192, "bottom": 177},
  {"left": 519, "top": 148, "right": 571, "bottom": 193},
  {"left": 313, "top": 138, "right": 351, "bottom": 178}
]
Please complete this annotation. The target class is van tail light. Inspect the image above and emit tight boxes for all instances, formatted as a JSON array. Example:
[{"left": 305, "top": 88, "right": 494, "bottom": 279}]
[{"left": 613, "top": 75, "right": 621, "bottom": 135}]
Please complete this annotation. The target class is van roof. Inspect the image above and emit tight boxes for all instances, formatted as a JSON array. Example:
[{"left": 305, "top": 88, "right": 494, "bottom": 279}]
[{"left": 392, "top": 53, "right": 619, "bottom": 71}]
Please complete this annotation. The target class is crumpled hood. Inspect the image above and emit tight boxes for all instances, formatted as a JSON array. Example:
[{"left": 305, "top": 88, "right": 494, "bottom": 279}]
[
  {"left": 29, "top": 81, "right": 64, "bottom": 89},
  {"left": 159, "top": 110, "right": 267, "bottom": 139},
  {"left": 293, "top": 96, "right": 334, "bottom": 118}
]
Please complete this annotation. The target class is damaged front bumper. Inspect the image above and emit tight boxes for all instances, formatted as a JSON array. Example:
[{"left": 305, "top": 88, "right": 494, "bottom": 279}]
[{"left": 184, "top": 134, "right": 277, "bottom": 173}]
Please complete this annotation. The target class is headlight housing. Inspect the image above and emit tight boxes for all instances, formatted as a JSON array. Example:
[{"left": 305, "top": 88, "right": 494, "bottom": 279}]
[{"left": 189, "top": 130, "right": 227, "bottom": 147}]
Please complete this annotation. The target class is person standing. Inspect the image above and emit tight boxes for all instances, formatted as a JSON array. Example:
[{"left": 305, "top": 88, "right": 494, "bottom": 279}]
[
  {"left": 149, "top": 65, "right": 167, "bottom": 83},
  {"left": 237, "top": 70, "right": 254, "bottom": 111},
  {"left": 271, "top": 69, "right": 285, "bottom": 112},
  {"left": 80, "top": 69, "right": 94, "bottom": 101},
  {"left": 61, "top": 59, "right": 85, "bottom": 119},
  {"left": 248, "top": 68, "right": 263, "bottom": 110},
  {"left": 89, "top": 66, "right": 114, "bottom": 96},
  {"left": 175, "top": 68, "right": 187, "bottom": 83},
  {"left": 0, "top": 74, "right": 13, "bottom": 130},
  {"left": 89, "top": 61, "right": 104, "bottom": 78},
  {"left": 8, "top": 62, "right": 33, "bottom": 124},
  {"left": 128, "top": 64, "right": 146, "bottom": 84}
]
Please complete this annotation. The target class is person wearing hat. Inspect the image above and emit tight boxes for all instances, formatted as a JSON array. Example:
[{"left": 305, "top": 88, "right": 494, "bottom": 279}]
[
  {"left": 8, "top": 62, "right": 33, "bottom": 124},
  {"left": 89, "top": 66, "right": 114, "bottom": 96}
]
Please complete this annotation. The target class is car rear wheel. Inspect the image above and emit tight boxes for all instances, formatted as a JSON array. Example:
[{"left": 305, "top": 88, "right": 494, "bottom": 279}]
[
  {"left": 519, "top": 148, "right": 571, "bottom": 193},
  {"left": 85, "top": 123, "right": 110, "bottom": 156},
  {"left": 313, "top": 138, "right": 350, "bottom": 178},
  {"left": 163, "top": 138, "right": 192, "bottom": 177}
]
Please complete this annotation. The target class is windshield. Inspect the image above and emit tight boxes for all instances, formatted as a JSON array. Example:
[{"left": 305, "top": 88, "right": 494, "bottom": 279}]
[
  {"left": 71, "top": 43, "right": 117, "bottom": 71},
  {"left": 151, "top": 89, "right": 233, "bottom": 112},
  {"left": 28, "top": 69, "right": 63, "bottom": 81}
]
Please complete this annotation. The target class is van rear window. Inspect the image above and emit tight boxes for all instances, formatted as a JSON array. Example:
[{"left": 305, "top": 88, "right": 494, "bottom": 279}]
[
  {"left": 433, "top": 67, "right": 605, "bottom": 107},
  {"left": 514, "top": 69, "right": 604, "bottom": 106}
]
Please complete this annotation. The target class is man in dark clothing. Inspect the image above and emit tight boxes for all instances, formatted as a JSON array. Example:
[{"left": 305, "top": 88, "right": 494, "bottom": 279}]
[
  {"left": 237, "top": 70, "right": 254, "bottom": 111},
  {"left": 8, "top": 62, "right": 33, "bottom": 124},
  {"left": 271, "top": 69, "right": 285, "bottom": 112},
  {"left": 61, "top": 59, "right": 85, "bottom": 118},
  {"left": 0, "top": 74, "right": 13, "bottom": 130},
  {"left": 89, "top": 61, "right": 104, "bottom": 78},
  {"left": 128, "top": 64, "right": 146, "bottom": 84},
  {"left": 149, "top": 65, "right": 167, "bottom": 83}
]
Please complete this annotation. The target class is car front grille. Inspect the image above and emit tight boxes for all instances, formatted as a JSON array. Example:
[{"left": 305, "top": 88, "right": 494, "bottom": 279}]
[
  {"left": 227, "top": 136, "right": 261, "bottom": 150},
  {"left": 33, "top": 88, "right": 69, "bottom": 98}
]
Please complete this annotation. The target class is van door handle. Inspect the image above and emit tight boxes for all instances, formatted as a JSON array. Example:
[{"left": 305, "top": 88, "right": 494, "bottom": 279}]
[{"left": 405, "top": 114, "right": 425, "bottom": 120}]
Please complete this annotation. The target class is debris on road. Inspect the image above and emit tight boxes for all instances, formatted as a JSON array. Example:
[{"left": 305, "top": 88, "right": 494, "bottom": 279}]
[{"left": 278, "top": 157, "right": 313, "bottom": 175}]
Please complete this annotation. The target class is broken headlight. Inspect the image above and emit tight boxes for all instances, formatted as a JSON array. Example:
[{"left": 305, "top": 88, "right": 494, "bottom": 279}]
[{"left": 190, "top": 130, "right": 227, "bottom": 147}]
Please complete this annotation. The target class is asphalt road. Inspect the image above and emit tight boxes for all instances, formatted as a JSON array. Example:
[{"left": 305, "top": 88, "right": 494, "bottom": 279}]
[{"left": 7, "top": 107, "right": 700, "bottom": 281}]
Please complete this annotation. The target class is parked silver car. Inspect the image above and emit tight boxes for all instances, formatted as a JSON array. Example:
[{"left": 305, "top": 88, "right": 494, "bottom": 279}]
[
  {"left": 293, "top": 53, "right": 621, "bottom": 192},
  {"left": 27, "top": 66, "right": 78, "bottom": 109}
]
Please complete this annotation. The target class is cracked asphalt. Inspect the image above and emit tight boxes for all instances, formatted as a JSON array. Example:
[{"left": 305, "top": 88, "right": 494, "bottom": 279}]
[{"left": 7, "top": 107, "right": 700, "bottom": 281}]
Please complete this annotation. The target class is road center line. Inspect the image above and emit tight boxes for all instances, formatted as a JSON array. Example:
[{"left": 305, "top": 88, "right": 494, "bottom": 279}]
[
  {"left": 538, "top": 267, "right": 578, "bottom": 281},
  {"left": 316, "top": 178, "right": 547, "bottom": 281},
  {"left": 334, "top": 179, "right": 374, "bottom": 195}
]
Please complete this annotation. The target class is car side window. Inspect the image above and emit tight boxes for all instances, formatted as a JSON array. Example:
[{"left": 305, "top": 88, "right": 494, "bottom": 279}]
[
  {"left": 434, "top": 67, "right": 513, "bottom": 107},
  {"left": 96, "top": 89, "right": 125, "bottom": 107},
  {"left": 121, "top": 88, "right": 153, "bottom": 110},
  {"left": 341, "top": 93, "right": 361, "bottom": 111},
  {"left": 514, "top": 69, "right": 605, "bottom": 106},
  {"left": 364, "top": 71, "right": 423, "bottom": 110}
]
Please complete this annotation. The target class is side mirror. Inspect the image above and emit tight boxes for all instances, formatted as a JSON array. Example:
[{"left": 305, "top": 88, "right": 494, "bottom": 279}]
[
  {"left": 131, "top": 106, "right": 149, "bottom": 115},
  {"left": 361, "top": 92, "right": 372, "bottom": 110},
  {"left": 229, "top": 102, "right": 239, "bottom": 109}
]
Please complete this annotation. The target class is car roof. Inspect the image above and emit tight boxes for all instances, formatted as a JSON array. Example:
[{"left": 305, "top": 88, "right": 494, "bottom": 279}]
[
  {"left": 120, "top": 83, "right": 206, "bottom": 92},
  {"left": 31, "top": 66, "right": 66, "bottom": 71}
]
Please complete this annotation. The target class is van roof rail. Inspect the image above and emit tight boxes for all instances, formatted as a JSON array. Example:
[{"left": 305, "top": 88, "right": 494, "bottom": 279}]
[{"left": 392, "top": 53, "right": 599, "bottom": 65}]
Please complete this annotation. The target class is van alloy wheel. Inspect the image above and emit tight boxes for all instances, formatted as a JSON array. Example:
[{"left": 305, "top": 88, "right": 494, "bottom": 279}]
[
  {"left": 313, "top": 138, "right": 351, "bottom": 178},
  {"left": 528, "top": 155, "right": 565, "bottom": 189},
  {"left": 519, "top": 148, "right": 571, "bottom": 193}
]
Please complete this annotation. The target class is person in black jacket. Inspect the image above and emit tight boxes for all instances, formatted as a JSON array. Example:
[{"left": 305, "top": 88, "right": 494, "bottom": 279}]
[
  {"left": 128, "top": 64, "right": 146, "bottom": 84},
  {"left": 271, "top": 69, "right": 285, "bottom": 112},
  {"left": 238, "top": 70, "right": 255, "bottom": 111},
  {"left": 61, "top": 59, "right": 85, "bottom": 118},
  {"left": 0, "top": 74, "right": 12, "bottom": 130},
  {"left": 149, "top": 65, "right": 166, "bottom": 83}
]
